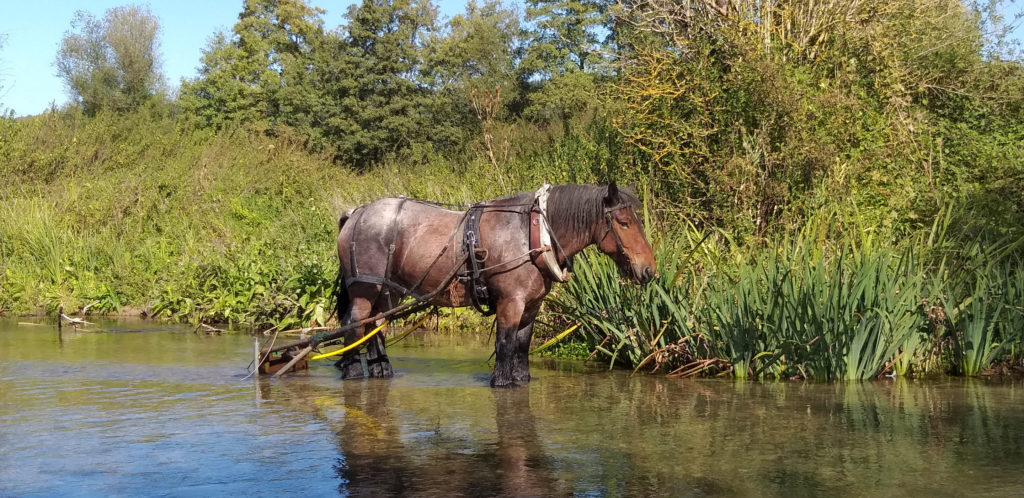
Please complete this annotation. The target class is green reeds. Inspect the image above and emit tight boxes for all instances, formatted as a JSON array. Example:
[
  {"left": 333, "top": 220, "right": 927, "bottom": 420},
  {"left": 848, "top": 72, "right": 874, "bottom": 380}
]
[{"left": 552, "top": 225, "right": 1024, "bottom": 379}]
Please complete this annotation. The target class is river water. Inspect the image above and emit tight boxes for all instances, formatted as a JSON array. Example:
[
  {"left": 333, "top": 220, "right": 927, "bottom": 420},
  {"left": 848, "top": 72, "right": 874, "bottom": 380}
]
[{"left": 1, "top": 319, "right": 1022, "bottom": 497}]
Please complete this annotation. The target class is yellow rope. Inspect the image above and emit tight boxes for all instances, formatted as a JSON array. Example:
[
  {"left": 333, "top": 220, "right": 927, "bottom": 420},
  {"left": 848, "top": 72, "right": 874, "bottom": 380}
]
[
  {"left": 309, "top": 321, "right": 389, "bottom": 361},
  {"left": 529, "top": 322, "right": 581, "bottom": 355},
  {"left": 385, "top": 314, "right": 431, "bottom": 346}
]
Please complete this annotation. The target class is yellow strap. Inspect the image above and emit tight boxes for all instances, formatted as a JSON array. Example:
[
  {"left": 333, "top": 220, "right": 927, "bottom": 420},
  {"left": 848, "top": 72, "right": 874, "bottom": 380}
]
[
  {"left": 385, "top": 314, "right": 431, "bottom": 346},
  {"left": 529, "top": 322, "right": 581, "bottom": 355},
  {"left": 309, "top": 321, "right": 388, "bottom": 361}
]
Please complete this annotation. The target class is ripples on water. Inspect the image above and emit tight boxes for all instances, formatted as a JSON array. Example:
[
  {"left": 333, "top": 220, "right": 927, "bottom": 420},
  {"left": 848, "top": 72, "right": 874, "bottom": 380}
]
[{"left": 1, "top": 319, "right": 1023, "bottom": 496}]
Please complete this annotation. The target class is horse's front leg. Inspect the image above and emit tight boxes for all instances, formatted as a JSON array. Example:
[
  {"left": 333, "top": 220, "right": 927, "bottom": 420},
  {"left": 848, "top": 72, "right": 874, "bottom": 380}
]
[{"left": 492, "top": 299, "right": 541, "bottom": 388}]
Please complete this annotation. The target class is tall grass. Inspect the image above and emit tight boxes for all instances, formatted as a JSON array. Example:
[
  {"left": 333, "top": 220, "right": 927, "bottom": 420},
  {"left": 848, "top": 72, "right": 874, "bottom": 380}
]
[{"left": 552, "top": 221, "right": 1024, "bottom": 379}]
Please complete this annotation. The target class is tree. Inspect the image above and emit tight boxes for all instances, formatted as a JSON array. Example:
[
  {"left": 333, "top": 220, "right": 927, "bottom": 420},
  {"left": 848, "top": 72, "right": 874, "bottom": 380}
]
[
  {"left": 320, "top": 0, "right": 444, "bottom": 166},
  {"left": 55, "top": 6, "right": 163, "bottom": 115},
  {"left": 421, "top": 0, "right": 524, "bottom": 161},
  {"left": 519, "top": 0, "right": 611, "bottom": 123},
  {"left": 522, "top": 0, "right": 609, "bottom": 76},
  {"left": 179, "top": 0, "right": 328, "bottom": 131},
  {"left": 428, "top": 0, "right": 523, "bottom": 99}
]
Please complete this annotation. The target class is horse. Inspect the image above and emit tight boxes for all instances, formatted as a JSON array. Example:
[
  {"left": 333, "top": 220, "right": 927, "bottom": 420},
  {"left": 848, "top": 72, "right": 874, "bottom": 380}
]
[{"left": 332, "top": 183, "right": 656, "bottom": 387}]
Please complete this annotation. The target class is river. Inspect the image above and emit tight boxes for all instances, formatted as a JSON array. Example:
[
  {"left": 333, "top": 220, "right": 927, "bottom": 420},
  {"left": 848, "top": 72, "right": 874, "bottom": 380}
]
[{"left": 1, "top": 319, "right": 1022, "bottom": 496}]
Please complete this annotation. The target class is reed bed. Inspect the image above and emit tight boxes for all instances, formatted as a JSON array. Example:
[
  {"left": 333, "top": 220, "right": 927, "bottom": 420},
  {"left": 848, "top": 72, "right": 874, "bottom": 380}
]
[{"left": 552, "top": 221, "right": 1024, "bottom": 379}]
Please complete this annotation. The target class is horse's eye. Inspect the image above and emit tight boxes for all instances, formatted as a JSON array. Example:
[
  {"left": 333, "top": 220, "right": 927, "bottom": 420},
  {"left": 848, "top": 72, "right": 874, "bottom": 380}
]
[{"left": 618, "top": 221, "right": 630, "bottom": 229}]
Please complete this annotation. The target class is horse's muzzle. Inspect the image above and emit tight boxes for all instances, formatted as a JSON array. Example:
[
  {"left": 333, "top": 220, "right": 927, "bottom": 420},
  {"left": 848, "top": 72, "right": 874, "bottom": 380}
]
[{"left": 631, "top": 264, "right": 656, "bottom": 285}]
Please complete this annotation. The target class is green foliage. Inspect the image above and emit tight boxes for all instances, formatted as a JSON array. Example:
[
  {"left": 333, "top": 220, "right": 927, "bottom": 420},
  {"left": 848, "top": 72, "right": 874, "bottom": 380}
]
[
  {"left": 611, "top": 0, "right": 1024, "bottom": 238},
  {"left": 181, "top": 0, "right": 479, "bottom": 168},
  {"left": 425, "top": 0, "right": 524, "bottom": 133},
  {"left": 0, "top": 104, "right": 592, "bottom": 326},
  {"left": 55, "top": 6, "right": 164, "bottom": 115},
  {"left": 522, "top": 71, "right": 598, "bottom": 123},
  {"left": 327, "top": 0, "right": 448, "bottom": 166},
  {"left": 428, "top": 0, "right": 522, "bottom": 96},
  {"left": 553, "top": 217, "right": 1024, "bottom": 379},
  {"left": 178, "top": 0, "right": 328, "bottom": 131},
  {"left": 519, "top": 0, "right": 610, "bottom": 123},
  {"left": 5, "top": 0, "right": 1023, "bottom": 383},
  {"left": 521, "top": 0, "right": 609, "bottom": 76}
]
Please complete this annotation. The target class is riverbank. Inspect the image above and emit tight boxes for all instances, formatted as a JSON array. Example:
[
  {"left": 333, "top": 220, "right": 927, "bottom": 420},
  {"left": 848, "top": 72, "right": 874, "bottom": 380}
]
[{"left": 3, "top": 106, "right": 1023, "bottom": 379}]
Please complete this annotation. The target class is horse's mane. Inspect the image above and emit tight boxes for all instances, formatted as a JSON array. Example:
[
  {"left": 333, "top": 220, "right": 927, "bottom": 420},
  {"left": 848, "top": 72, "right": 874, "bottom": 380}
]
[{"left": 499, "top": 184, "right": 639, "bottom": 236}]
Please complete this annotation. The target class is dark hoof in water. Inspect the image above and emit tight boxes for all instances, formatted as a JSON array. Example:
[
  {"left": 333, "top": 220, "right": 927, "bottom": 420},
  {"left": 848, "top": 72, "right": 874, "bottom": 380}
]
[
  {"left": 335, "top": 357, "right": 365, "bottom": 379},
  {"left": 366, "top": 359, "right": 394, "bottom": 378},
  {"left": 339, "top": 368, "right": 365, "bottom": 380},
  {"left": 490, "top": 377, "right": 526, "bottom": 388}
]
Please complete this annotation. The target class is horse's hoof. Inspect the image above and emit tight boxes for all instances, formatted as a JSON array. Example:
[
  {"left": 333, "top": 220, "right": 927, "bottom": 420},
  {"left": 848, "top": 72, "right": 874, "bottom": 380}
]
[
  {"left": 490, "top": 376, "right": 523, "bottom": 388},
  {"left": 367, "top": 364, "right": 394, "bottom": 378},
  {"left": 336, "top": 358, "right": 365, "bottom": 379},
  {"left": 512, "top": 370, "right": 532, "bottom": 383},
  {"left": 339, "top": 369, "right": 365, "bottom": 380}
]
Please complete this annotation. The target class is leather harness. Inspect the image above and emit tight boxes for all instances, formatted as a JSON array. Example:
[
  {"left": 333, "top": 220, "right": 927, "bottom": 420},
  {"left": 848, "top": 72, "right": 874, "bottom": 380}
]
[
  {"left": 463, "top": 202, "right": 493, "bottom": 315},
  {"left": 341, "top": 188, "right": 632, "bottom": 317}
]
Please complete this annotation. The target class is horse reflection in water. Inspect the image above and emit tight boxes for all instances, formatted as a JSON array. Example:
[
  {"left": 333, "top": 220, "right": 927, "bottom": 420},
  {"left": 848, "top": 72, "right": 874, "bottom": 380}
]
[
  {"left": 332, "top": 381, "right": 554, "bottom": 496},
  {"left": 333, "top": 184, "right": 656, "bottom": 387}
]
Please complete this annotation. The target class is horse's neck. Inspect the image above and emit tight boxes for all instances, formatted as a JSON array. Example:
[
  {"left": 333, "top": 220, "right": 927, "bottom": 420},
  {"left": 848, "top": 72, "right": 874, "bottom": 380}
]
[{"left": 550, "top": 218, "right": 597, "bottom": 259}]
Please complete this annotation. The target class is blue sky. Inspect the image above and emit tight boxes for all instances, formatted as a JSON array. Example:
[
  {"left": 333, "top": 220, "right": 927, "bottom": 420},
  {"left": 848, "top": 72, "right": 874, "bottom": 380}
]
[
  {"left": 0, "top": 1, "right": 1021, "bottom": 117},
  {"left": 0, "top": 0, "right": 467, "bottom": 117}
]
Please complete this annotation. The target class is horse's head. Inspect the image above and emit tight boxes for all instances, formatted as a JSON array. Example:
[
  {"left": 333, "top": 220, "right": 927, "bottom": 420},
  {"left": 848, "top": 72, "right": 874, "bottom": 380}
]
[{"left": 595, "top": 183, "right": 656, "bottom": 285}]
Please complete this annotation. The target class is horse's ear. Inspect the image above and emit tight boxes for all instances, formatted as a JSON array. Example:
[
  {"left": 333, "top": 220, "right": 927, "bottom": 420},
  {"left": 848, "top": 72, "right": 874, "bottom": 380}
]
[{"left": 605, "top": 181, "right": 619, "bottom": 206}]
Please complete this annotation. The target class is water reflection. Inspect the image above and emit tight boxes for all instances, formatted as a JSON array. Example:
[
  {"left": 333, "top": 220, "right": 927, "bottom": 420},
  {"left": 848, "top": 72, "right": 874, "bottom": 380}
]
[
  {"left": 2, "top": 321, "right": 1024, "bottom": 497},
  {"left": 264, "top": 378, "right": 556, "bottom": 496}
]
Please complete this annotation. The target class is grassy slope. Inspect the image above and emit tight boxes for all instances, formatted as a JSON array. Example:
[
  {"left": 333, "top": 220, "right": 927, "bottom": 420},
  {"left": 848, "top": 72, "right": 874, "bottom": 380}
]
[{"left": 0, "top": 106, "right": 601, "bottom": 329}]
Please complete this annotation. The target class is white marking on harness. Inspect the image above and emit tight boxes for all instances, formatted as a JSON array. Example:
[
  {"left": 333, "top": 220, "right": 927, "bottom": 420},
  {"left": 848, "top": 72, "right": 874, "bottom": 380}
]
[{"left": 534, "top": 184, "right": 572, "bottom": 282}]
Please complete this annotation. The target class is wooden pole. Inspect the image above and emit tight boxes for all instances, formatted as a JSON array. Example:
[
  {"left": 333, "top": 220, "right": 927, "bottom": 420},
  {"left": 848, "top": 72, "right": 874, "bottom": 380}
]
[
  {"left": 271, "top": 346, "right": 313, "bottom": 379},
  {"left": 253, "top": 336, "right": 260, "bottom": 375},
  {"left": 253, "top": 336, "right": 263, "bottom": 401}
]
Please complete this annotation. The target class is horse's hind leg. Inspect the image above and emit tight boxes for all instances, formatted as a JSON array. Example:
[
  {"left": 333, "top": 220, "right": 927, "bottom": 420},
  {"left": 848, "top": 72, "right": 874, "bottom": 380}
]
[
  {"left": 335, "top": 284, "right": 378, "bottom": 379},
  {"left": 364, "top": 302, "right": 394, "bottom": 378}
]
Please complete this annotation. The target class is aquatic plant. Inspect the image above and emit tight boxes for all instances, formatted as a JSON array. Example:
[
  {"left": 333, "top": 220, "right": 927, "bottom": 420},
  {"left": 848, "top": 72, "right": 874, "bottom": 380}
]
[{"left": 551, "top": 227, "right": 1024, "bottom": 379}]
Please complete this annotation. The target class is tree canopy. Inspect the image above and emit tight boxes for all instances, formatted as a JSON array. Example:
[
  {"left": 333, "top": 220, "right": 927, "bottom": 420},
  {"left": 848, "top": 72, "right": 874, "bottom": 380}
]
[
  {"left": 43, "top": 0, "right": 1024, "bottom": 237},
  {"left": 55, "top": 6, "right": 163, "bottom": 115}
]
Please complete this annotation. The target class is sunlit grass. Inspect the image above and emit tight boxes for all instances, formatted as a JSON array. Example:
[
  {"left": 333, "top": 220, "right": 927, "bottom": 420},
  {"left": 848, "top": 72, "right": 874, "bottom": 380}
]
[{"left": 553, "top": 220, "right": 1024, "bottom": 379}]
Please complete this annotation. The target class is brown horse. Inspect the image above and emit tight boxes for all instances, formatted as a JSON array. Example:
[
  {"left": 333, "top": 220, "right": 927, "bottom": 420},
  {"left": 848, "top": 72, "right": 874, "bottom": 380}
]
[{"left": 332, "top": 183, "right": 656, "bottom": 387}]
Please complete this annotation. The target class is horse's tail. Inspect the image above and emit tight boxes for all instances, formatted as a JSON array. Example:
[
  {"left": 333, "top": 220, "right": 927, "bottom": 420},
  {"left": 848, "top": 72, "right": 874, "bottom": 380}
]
[
  {"left": 330, "top": 265, "right": 348, "bottom": 326},
  {"left": 329, "top": 208, "right": 355, "bottom": 325}
]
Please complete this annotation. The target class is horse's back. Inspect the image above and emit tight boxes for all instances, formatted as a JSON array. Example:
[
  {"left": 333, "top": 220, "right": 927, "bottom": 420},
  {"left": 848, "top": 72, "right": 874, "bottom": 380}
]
[{"left": 338, "top": 198, "right": 465, "bottom": 291}]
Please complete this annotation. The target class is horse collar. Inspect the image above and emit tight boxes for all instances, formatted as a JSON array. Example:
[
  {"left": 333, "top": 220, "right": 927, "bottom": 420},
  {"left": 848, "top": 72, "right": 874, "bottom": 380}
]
[{"left": 530, "top": 184, "right": 573, "bottom": 282}]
